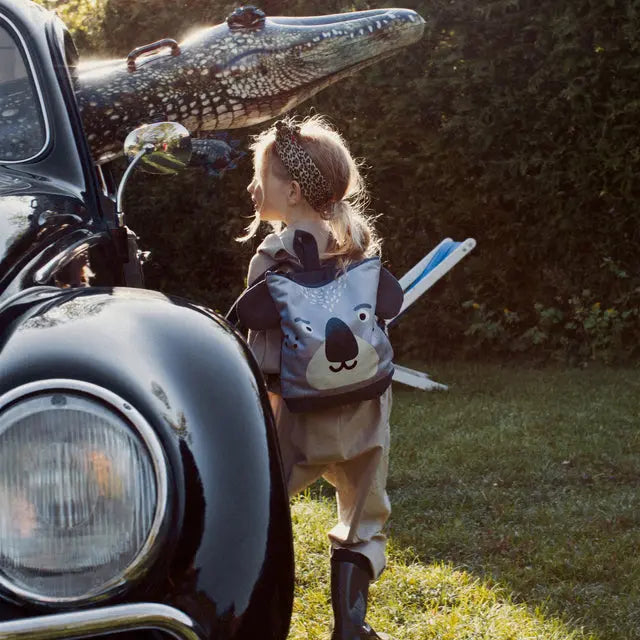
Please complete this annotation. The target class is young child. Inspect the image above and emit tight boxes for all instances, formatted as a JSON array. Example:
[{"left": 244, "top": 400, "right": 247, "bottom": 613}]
[{"left": 237, "top": 115, "right": 397, "bottom": 640}]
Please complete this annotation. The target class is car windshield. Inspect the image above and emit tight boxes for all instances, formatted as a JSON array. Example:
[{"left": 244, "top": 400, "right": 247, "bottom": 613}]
[{"left": 0, "top": 21, "right": 47, "bottom": 162}]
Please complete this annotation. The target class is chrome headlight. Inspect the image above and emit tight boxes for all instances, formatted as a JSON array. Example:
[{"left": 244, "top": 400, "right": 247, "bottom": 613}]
[{"left": 0, "top": 381, "right": 168, "bottom": 605}]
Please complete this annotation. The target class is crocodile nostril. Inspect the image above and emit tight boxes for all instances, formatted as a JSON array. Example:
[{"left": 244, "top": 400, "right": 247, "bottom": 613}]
[{"left": 325, "top": 318, "right": 358, "bottom": 362}]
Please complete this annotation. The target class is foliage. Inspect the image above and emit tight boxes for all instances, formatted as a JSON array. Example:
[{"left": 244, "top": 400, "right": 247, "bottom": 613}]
[
  {"left": 34, "top": 0, "right": 640, "bottom": 363},
  {"left": 462, "top": 256, "right": 640, "bottom": 364},
  {"left": 39, "top": 0, "right": 106, "bottom": 52}
]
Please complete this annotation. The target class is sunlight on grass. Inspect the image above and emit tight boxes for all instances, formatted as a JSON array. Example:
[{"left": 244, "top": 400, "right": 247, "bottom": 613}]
[
  {"left": 285, "top": 363, "right": 640, "bottom": 640},
  {"left": 290, "top": 494, "right": 592, "bottom": 640}
]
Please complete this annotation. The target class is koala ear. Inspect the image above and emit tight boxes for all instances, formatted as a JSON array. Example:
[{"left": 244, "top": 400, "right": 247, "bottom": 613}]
[
  {"left": 376, "top": 267, "right": 404, "bottom": 319},
  {"left": 236, "top": 281, "right": 281, "bottom": 330}
]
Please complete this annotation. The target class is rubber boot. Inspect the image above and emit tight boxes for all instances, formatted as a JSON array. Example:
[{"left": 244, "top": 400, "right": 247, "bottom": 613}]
[{"left": 330, "top": 550, "right": 395, "bottom": 640}]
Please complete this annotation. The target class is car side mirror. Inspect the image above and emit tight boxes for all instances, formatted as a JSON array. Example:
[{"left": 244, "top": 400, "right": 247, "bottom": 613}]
[
  {"left": 116, "top": 122, "right": 192, "bottom": 225},
  {"left": 123, "top": 122, "right": 192, "bottom": 175}
]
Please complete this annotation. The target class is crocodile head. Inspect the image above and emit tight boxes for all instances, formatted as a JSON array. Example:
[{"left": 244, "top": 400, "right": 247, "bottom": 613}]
[{"left": 76, "top": 7, "right": 426, "bottom": 163}]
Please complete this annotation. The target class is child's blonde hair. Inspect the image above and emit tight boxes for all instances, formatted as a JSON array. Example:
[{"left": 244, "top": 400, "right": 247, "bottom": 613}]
[{"left": 238, "top": 114, "right": 381, "bottom": 263}]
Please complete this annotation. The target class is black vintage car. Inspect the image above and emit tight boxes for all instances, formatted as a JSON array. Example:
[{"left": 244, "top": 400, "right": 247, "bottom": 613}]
[{"left": 0, "top": 1, "right": 294, "bottom": 638}]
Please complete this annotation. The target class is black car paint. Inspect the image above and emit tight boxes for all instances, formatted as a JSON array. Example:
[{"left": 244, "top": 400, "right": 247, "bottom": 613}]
[
  {"left": 0, "top": 1, "right": 294, "bottom": 637},
  {"left": 0, "top": 287, "right": 294, "bottom": 638},
  {"left": 0, "top": 0, "right": 120, "bottom": 298}
]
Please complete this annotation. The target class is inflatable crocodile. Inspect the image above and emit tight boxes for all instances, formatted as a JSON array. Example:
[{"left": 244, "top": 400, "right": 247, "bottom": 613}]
[{"left": 2, "top": 5, "right": 425, "bottom": 164}]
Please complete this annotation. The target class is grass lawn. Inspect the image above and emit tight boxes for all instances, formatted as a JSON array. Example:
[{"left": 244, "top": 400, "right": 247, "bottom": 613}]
[{"left": 287, "top": 362, "right": 640, "bottom": 640}]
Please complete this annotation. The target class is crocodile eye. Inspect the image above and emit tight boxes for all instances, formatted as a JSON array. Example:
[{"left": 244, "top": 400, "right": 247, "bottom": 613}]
[{"left": 227, "top": 6, "right": 266, "bottom": 30}]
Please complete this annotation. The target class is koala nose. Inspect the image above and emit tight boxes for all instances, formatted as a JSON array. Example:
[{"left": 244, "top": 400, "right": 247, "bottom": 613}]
[{"left": 325, "top": 318, "right": 358, "bottom": 362}]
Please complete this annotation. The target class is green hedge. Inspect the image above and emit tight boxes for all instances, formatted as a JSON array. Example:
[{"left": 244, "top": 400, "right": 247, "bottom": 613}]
[{"left": 40, "top": 0, "right": 640, "bottom": 363}]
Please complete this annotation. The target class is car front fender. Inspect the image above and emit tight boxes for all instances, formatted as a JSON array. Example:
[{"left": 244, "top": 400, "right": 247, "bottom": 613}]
[{"left": 0, "top": 286, "right": 293, "bottom": 640}]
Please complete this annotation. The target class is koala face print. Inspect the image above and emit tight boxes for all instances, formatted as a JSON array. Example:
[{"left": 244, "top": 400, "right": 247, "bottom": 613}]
[
  {"left": 305, "top": 314, "right": 380, "bottom": 390},
  {"left": 267, "top": 259, "right": 392, "bottom": 395}
]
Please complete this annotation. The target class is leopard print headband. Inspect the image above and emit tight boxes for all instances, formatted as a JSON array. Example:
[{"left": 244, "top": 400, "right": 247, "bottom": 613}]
[{"left": 273, "top": 121, "right": 334, "bottom": 214}]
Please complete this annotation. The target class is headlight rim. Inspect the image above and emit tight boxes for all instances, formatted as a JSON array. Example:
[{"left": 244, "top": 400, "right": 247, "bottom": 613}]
[{"left": 0, "top": 379, "right": 170, "bottom": 607}]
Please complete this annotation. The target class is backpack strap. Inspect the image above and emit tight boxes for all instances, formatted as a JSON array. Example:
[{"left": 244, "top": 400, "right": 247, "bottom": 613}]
[
  {"left": 293, "top": 230, "right": 321, "bottom": 270},
  {"left": 225, "top": 299, "right": 242, "bottom": 328},
  {"left": 291, "top": 229, "right": 402, "bottom": 319}
]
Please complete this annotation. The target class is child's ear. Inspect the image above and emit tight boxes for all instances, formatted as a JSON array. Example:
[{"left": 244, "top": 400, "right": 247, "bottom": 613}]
[{"left": 288, "top": 180, "right": 303, "bottom": 205}]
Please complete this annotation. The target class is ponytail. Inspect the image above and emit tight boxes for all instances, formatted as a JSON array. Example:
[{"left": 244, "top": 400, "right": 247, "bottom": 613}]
[
  {"left": 239, "top": 115, "right": 382, "bottom": 262},
  {"left": 325, "top": 199, "right": 381, "bottom": 265}
]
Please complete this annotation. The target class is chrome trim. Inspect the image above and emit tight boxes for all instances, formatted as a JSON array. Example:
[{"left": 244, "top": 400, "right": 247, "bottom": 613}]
[
  {"left": 0, "top": 603, "right": 204, "bottom": 639},
  {"left": 116, "top": 144, "right": 154, "bottom": 227},
  {"left": 33, "top": 232, "right": 110, "bottom": 284},
  {"left": 0, "top": 285, "right": 60, "bottom": 314},
  {"left": 0, "top": 13, "right": 52, "bottom": 164},
  {"left": 0, "top": 380, "right": 170, "bottom": 606},
  {"left": 96, "top": 165, "right": 115, "bottom": 201}
]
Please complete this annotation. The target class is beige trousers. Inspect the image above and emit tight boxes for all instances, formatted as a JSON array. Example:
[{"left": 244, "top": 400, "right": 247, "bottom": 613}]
[{"left": 269, "top": 388, "right": 392, "bottom": 579}]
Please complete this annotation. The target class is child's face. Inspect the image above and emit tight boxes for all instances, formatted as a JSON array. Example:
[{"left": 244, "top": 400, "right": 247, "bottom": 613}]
[{"left": 247, "top": 154, "right": 290, "bottom": 223}]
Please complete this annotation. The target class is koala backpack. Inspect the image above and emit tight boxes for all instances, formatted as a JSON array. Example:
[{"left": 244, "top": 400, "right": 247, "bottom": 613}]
[{"left": 235, "top": 230, "right": 403, "bottom": 412}]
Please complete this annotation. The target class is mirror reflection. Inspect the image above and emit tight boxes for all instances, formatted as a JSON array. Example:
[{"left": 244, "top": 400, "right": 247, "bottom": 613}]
[{"left": 123, "top": 122, "right": 192, "bottom": 174}]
